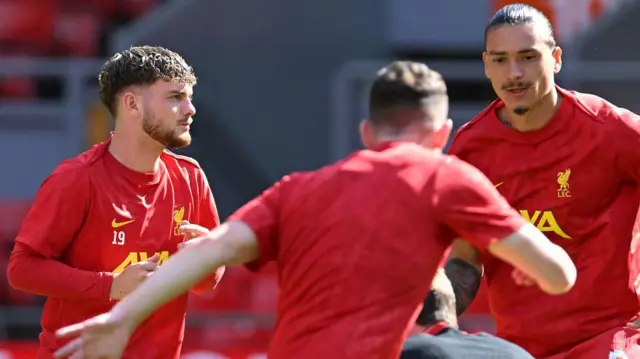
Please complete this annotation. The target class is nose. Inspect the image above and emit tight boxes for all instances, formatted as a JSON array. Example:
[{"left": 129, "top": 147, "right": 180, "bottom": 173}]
[
  {"left": 507, "top": 59, "right": 523, "bottom": 81},
  {"left": 184, "top": 99, "right": 196, "bottom": 117}
]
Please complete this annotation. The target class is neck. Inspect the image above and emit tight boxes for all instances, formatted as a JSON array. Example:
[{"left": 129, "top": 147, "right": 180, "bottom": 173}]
[
  {"left": 500, "top": 87, "right": 562, "bottom": 132},
  {"left": 109, "top": 125, "right": 164, "bottom": 173},
  {"left": 376, "top": 134, "right": 436, "bottom": 150}
]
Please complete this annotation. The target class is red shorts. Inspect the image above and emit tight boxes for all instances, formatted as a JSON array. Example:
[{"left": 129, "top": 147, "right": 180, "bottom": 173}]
[{"left": 542, "top": 327, "right": 640, "bottom": 359}]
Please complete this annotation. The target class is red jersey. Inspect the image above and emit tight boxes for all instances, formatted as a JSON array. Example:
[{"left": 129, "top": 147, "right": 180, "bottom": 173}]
[
  {"left": 8, "top": 140, "right": 223, "bottom": 359},
  {"left": 229, "top": 142, "right": 526, "bottom": 359},
  {"left": 448, "top": 86, "right": 640, "bottom": 357}
]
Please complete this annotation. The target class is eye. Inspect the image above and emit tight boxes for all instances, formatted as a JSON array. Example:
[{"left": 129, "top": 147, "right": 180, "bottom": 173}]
[
  {"left": 492, "top": 58, "right": 506, "bottom": 63},
  {"left": 523, "top": 55, "right": 537, "bottom": 61}
]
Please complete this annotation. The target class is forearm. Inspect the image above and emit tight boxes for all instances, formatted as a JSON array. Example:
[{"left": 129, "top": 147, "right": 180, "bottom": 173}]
[
  {"left": 7, "top": 243, "right": 113, "bottom": 300},
  {"left": 444, "top": 258, "right": 482, "bottom": 316},
  {"left": 112, "top": 224, "right": 241, "bottom": 328}
]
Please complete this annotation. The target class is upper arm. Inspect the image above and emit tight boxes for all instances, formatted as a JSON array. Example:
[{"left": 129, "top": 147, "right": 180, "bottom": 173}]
[
  {"left": 433, "top": 158, "right": 526, "bottom": 251},
  {"left": 612, "top": 108, "right": 640, "bottom": 183},
  {"left": 15, "top": 163, "right": 89, "bottom": 258},
  {"left": 228, "top": 175, "right": 290, "bottom": 270},
  {"left": 195, "top": 167, "right": 220, "bottom": 229}
]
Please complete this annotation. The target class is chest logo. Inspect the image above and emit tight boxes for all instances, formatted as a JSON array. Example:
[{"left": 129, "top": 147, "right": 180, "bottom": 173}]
[
  {"left": 112, "top": 218, "right": 135, "bottom": 228},
  {"left": 173, "top": 206, "right": 185, "bottom": 235},
  {"left": 557, "top": 169, "right": 571, "bottom": 198}
]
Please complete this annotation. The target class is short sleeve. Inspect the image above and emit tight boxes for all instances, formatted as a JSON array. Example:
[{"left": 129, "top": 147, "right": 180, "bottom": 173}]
[
  {"left": 16, "top": 162, "right": 90, "bottom": 258},
  {"left": 195, "top": 168, "right": 220, "bottom": 229},
  {"left": 433, "top": 157, "right": 526, "bottom": 250},
  {"left": 228, "top": 175, "right": 290, "bottom": 271},
  {"left": 612, "top": 108, "right": 640, "bottom": 184}
]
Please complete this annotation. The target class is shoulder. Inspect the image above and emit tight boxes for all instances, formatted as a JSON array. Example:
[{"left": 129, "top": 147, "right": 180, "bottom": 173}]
[
  {"left": 449, "top": 100, "right": 501, "bottom": 155},
  {"left": 47, "top": 142, "right": 108, "bottom": 186},
  {"left": 162, "top": 150, "right": 203, "bottom": 171},
  {"left": 568, "top": 89, "right": 613, "bottom": 122},
  {"left": 569, "top": 89, "right": 640, "bottom": 135},
  {"left": 161, "top": 150, "right": 209, "bottom": 185}
]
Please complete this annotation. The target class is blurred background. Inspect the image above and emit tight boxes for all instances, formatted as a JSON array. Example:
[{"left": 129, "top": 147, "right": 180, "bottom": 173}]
[{"left": 0, "top": 0, "right": 636, "bottom": 357}]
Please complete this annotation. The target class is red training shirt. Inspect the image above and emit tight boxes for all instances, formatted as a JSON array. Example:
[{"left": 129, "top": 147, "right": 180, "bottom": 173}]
[
  {"left": 229, "top": 141, "right": 527, "bottom": 359},
  {"left": 7, "top": 139, "right": 224, "bottom": 359},
  {"left": 448, "top": 86, "right": 640, "bottom": 357}
]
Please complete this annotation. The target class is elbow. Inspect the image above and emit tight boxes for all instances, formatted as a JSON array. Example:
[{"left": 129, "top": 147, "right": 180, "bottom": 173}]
[
  {"left": 7, "top": 248, "right": 27, "bottom": 291},
  {"left": 540, "top": 255, "right": 577, "bottom": 295}
]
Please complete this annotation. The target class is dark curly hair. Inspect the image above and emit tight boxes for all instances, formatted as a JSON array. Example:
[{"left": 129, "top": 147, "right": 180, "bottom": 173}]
[{"left": 98, "top": 45, "right": 197, "bottom": 115}]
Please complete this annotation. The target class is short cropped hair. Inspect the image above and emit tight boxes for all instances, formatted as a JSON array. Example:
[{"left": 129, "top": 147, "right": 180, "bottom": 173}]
[
  {"left": 485, "top": 4, "right": 556, "bottom": 47},
  {"left": 369, "top": 61, "right": 447, "bottom": 129},
  {"left": 98, "top": 45, "right": 197, "bottom": 115}
]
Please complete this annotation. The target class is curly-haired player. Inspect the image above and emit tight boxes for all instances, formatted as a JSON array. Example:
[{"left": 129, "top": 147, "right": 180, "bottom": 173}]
[{"left": 7, "top": 45, "right": 224, "bottom": 359}]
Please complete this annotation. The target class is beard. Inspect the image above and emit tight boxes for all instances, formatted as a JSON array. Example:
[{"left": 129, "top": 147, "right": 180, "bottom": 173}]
[{"left": 142, "top": 110, "right": 192, "bottom": 149}]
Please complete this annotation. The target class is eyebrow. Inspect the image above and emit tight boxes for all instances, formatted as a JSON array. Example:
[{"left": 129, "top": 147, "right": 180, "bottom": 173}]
[
  {"left": 168, "top": 90, "right": 192, "bottom": 96},
  {"left": 487, "top": 48, "right": 539, "bottom": 56}
]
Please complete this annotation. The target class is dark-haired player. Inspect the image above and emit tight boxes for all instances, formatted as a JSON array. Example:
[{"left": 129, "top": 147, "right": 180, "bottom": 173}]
[
  {"left": 446, "top": 4, "right": 640, "bottom": 358},
  {"left": 401, "top": 270, "right": 533, "bottom": 359},
  {"left": 52, "top": 61, "right": 575, "bottom": 359},
  {"left": 7, "top": 46, "right": 224, "bottom": 359}
]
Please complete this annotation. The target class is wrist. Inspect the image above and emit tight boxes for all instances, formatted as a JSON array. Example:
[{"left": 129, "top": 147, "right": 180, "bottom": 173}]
[
  {"left": 100, "top": 271, "right": 116, "bottom": 301},
  {"left": 110, "top": 302, "right": 138, "bottom": 334}
]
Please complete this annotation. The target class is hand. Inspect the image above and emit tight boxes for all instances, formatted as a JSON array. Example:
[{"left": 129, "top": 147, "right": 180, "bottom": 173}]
[
  {"left": 511, "top": 268, "right": 536, "bottom": 287},
  {"left": 109, "top": 253, "right": 160, "bottom": 301},
  {"left": 54, "top": 312, "right": 132, "bottom": 359},
  {"left": 177, "top": 221, "right": 210, "bottom": 250}
]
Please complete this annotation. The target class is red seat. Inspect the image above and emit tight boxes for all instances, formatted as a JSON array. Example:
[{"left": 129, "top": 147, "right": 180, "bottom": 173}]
[
  {"left": 249, "top": 264, "right": 278, "bottom": 314},
  {"left": 54, "top": 10, "right": 102, "bottom": 56},
  {"left": 58, "top": 0, "right": 118, "bottom": 15},
  {"left": 188, "top": 267, "right": 254, "bottom": 312},
  {"left": 0, "top": 76, "right": 37, "bottom": 98},
  {"left": 0, "top": 201, "right": 31, "bottom": 236},
  {"left": 117, "top": 0, "right": 159, "bottom": 18},
  {"left": 0, "top": 0, "right": 55, "bottom": 53}
]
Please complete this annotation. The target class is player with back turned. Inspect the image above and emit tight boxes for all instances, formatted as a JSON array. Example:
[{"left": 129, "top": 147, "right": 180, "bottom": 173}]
[
  {"left": 445, "top": 4, "right": 640, "bottom": 358},
  {"left": 7, "top": 46, "right": 224, "bottom": 359},
  {"left": 52, "top": 61, "right": 576, "bottom": 359}
]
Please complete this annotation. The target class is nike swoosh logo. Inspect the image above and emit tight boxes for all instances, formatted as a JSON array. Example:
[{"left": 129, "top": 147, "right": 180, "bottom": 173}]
[
  {"left": 112, "top": 219, "right": 135, "bottom": 228},
  {"left": 494, "top": 182, "right": 504, "bottom": 188}
]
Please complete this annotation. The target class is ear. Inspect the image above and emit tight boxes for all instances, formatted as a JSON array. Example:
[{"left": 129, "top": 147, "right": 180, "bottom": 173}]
[
  {"left": 552, "top": 46, "right": 563, "bottom": 74},
  {"left": 121, "top": 91, "right": 142, "bottom": 118},
  {"left": 482, "top": 52, "right": 490, "bottom": 79},
  {"left": 359, "top": 120, "right": 377, "bottom": 149},
  {"left": 430, "top": 119, "right": 453, "bottom": 150}
]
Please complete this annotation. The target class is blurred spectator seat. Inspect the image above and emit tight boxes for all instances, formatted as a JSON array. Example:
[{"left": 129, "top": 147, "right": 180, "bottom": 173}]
[
  {"left": 118, "top": 0, "right": 159, "bottom": 19},
  {"left": 188, "top": 267, "right": 254, "bottom": 312},
  {"left": 58, "top": 0, "right": 118, "bottom": 15},
  {"left": 54, "top": 10, "right": 103, "bottom": 57},
  {"left": 0, "top": 200, "right": 38, "bottom": 306},
  {"left": 0, "top": 0, "right": 55, "bottom": 53},
  {"left": 492, "top": 0, "right": 630, "bottom": 42},
  {"left": 0, "top": 76, "right": 37, "bottom": 99}
]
